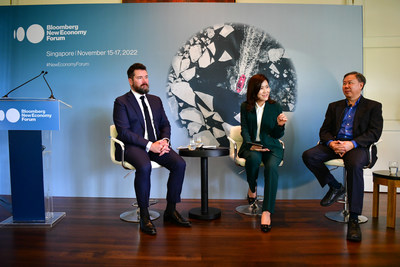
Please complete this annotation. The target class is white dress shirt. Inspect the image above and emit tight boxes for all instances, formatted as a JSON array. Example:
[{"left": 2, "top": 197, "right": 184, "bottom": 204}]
[
  {"left": 131, "top": 90, "right": 156, "bottom": 152},
  {"left": 255, "top": 102, "right": 265, "bottom": 142}
]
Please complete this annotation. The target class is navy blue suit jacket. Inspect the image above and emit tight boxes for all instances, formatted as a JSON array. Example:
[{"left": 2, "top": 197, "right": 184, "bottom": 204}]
[{"left": 113, "top": 91, "right": 171, "bottom": 159}]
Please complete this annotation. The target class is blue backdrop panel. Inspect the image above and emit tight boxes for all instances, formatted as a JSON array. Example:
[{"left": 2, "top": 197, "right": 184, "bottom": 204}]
[{"left": 0, "top": 3, "right": 363, "bottom": 200}]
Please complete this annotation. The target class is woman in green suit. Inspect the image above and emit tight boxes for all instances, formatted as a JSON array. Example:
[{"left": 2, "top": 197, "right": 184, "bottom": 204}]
[{"left": 238, "top": 73, "right": 287, "bottom": 232}]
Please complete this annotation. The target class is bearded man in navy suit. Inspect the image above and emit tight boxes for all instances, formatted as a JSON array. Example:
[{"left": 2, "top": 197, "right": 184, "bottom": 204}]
[
  {"left": 113, "top": 63, "right": 191, "bottom": 235},
  {"left": 302, "top": 72, "right": 383, "bottom": 242}
]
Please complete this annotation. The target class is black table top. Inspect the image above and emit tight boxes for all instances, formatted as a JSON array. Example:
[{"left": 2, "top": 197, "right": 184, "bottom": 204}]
[
  {"left": 178, "top": 147, "right": 229, "bottom": 158},
  {"left": 372, "top": 170, "right": 399, "bottom": 180}
]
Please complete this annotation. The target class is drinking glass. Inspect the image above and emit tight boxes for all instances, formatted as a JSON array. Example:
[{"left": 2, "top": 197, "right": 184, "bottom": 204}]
[
  {"left": 389, "top": 161, "right": 398, "bottom": 176},
  {"left": 188, "top": 138, "right": 196, "bottom": 151},
  {"left": 195, "top": 136, "right": 203, "bottom": 148}
]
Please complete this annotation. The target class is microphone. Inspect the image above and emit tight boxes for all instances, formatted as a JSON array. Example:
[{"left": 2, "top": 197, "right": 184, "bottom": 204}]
[
  {"left": 2, "top": 71, "right": 45, "bottom": 98},
  {"left": 42, "top": 71, "right": 55, "bottom": 99}
]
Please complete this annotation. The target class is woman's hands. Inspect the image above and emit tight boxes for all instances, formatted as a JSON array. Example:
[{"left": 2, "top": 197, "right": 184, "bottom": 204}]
[
  {"left": 250, "top": 145, "right": 270, "bottom": 152},
  {"left": 277, "top": 113, "right": 287, "bottom": 126}
]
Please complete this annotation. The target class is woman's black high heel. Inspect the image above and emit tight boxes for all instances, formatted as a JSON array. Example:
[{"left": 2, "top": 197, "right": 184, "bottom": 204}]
[
  {"left": 247, "top": 194, "right": 256, "bottom": 205},
  {"left": 261, "top": 224, "right": 272, "bottom": 233}
]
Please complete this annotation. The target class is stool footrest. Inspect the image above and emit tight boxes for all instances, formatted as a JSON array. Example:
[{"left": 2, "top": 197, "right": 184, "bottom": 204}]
[
  {"left": 130, "top": 199, "right": 158, "bottom": 208},
  {"left": 235, "top": 200, "right": 264, "bottom": 216},
  {"left": 325, "top": 210, "right": 368, "bottom": 224},
  {"left": 120, "top": 209, "right": 160, "bottom": 223}
]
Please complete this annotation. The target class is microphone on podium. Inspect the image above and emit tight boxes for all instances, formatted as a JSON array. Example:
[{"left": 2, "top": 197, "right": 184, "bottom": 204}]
[
  {"left": 42, "top": 71, "right": 56, "bottom": 99},
  {"left": 2, "top": 71, "right": 45, "bottom": 98}
]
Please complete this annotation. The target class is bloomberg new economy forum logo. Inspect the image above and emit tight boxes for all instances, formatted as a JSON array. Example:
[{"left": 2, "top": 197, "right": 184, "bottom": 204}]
[{"left": 14, "top": 24, "right": 87, "bottom": 43}]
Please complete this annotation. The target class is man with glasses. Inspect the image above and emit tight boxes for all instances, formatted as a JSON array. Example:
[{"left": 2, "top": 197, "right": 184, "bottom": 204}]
[{"left": 302, "top": 71, "right": 383, "bottom": 242}]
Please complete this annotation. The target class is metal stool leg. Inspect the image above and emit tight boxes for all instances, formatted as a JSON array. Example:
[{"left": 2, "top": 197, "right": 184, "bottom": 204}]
[
  {"left": 120, "top": 199, "right": 160, "bottom": 223},
  {"left": 325, "top": 168, "right": 368, "bottom": 224}
]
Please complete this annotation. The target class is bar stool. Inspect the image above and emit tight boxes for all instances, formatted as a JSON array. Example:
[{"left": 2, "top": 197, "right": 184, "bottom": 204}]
[
  {"left": 324, "top": 140, "right": 381, "bottom": 223},
  {"left": 227, "top": 125, "right": 284, "bottom": 216},
  {"left": 324, "top": 159, "right": 368, "bottom": 223},
  {"left": 109, "top": 125, "right": 160, "bottom": 222}
]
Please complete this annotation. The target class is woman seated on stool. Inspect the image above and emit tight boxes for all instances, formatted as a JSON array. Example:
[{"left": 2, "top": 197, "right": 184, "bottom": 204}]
[{"left": 239, "top": 73, "right": 287, "bottom": 233}]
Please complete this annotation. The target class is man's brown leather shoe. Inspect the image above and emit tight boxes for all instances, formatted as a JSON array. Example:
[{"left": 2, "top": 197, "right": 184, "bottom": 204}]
[
  {"left": 320, "top": 185, "right": 345, "bottom": 207},
  {"left": 347, "top": 218, "right": 362, "bottom": 242},
  {"left": 140, "top": 217, "right": 157, "bottom": 235},
  {"left": 164, "top": 210, "right": 191, "bottom": 227}
]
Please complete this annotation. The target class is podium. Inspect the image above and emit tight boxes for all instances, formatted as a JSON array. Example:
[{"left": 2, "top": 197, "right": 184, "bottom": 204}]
[{"left": 0, "top": 98, "right": 69, "bottom": 227}]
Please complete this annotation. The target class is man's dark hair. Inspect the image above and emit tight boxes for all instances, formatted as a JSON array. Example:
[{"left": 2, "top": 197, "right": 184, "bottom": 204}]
[
  {"left": 344, "top": 71, "right": 366, "bottom": 89},
  {"left": 127, "top": 63, "right": 147, "bottom": 79}
]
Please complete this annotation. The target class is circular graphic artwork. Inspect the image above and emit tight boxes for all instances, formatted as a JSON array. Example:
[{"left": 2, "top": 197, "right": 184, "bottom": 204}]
[{"left": 166, "top": 23, "right": 297, "bottom": 147}]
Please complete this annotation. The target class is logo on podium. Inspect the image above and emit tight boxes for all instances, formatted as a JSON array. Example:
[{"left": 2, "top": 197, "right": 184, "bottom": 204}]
[{"left": 0, "top": 99, "right": 60, "bottom": 130}]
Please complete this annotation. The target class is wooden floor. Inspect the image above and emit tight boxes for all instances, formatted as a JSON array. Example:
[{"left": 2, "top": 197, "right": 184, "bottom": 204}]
[{"left": 0, "top": 193, "right": 399, "bottom": 266}]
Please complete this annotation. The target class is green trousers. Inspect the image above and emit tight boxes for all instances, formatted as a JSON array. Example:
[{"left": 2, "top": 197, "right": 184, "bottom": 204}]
[{"left": 241, "top": 150, "right": 281, "bottom": 213}]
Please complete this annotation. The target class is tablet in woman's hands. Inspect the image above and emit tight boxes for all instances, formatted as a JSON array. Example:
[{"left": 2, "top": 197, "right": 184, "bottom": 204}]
[{"left": 247, "top": 142, "right": 268, "bottom": 149}]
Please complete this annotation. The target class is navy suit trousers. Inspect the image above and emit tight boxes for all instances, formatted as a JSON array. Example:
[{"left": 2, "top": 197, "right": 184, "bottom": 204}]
[
  {"left": 124, "top": 146, "right": 186, "bottom": 208},
  {"left": 302, "top": 144, "right": 368, "bottom": 214}
]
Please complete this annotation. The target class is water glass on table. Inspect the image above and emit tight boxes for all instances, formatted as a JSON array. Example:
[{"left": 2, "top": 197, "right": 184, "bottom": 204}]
[
  {"left": 195, "top": 136, "right": 203, "bottom": 148},
  {"left": 188, "top": 138, "right": 197, "bottom": 151},
  {"left": 389, "top": 161, "right": 398, "bottom": 176}
]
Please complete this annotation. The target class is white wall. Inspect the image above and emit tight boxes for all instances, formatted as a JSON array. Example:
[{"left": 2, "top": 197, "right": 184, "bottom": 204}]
[
  {"left": 238, "top": 0, "right": 348, "bottom": 4},
  {"left": 360, "top": 0, "right": 400, "bottom": 192}
]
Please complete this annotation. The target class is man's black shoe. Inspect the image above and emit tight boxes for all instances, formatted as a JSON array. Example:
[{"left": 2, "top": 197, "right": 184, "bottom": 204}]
[
  {"left": 140, "top": 217, "right": 157, "bottom": 235},
  {"left": 320, "top": 185, "right": 345, "bottom": 207},
  {"left": 164, "top": 210, "right": 191, "bottom": 227},
  {"left": 347, "top": 218, "right": 362, "bottom": 242}
]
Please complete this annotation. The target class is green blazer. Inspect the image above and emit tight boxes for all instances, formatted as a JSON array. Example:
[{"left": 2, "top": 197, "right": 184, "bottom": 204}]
[{"left": 238, "top": 101, "right": 285, "bottom": 159}]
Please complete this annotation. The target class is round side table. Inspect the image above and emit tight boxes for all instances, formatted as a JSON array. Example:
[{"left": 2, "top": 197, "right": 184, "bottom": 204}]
[
  {"left": 372, "top": 170, "right": 400, "bottom": 228},
  {"left": 179, "top": 147, "right": 229, "bottom": 220}
]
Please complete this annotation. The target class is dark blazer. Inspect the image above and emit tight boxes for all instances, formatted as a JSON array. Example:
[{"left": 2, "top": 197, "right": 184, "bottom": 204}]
[
  {"left": 319, "top": 95, "right": 383, "bottom": 147},
  {"left": 319, "top": 95, "right": 383, "bottom": 165},
  {"left": 113, "top": 91, "right": 171, "bottom": 153},
  {"left": 238, "top": 101, "right": 285, "bottom": 159}
]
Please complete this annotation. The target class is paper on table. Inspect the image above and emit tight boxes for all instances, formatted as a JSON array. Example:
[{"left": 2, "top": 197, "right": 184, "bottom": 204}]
[
  {"left": 202, "top": 145, "right": 217, "bottom": 149},
  {"left": 177, "top": 145, "right": 217, "bottom": 149}
]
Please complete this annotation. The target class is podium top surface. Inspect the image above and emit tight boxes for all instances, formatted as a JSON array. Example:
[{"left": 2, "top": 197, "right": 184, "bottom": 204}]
[{"left": 1, "top": 97, "right": 57, "bottom": 101}]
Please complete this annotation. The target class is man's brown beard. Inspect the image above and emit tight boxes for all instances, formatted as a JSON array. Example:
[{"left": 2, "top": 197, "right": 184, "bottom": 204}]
[{"left": 134, "top": 85, "right": 149, "bottom": 94}]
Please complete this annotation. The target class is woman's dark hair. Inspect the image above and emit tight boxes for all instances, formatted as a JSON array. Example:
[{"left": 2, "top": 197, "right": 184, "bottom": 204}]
[{"left": 246, "top": 73, "right": 275, "bottom": 111}]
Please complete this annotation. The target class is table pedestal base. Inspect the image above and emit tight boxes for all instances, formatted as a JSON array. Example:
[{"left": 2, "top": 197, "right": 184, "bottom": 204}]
[{"left": 189, "top": 207, "right": 221, "bottom": 220}]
